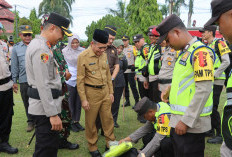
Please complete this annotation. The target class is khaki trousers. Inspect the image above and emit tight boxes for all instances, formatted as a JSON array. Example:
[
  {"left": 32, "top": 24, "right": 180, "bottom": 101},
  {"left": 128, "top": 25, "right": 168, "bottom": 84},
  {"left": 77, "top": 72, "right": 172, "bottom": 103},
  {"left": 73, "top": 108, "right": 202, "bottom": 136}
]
[{"left": 85, "top": 85, "right": 115, "bottom": 151}]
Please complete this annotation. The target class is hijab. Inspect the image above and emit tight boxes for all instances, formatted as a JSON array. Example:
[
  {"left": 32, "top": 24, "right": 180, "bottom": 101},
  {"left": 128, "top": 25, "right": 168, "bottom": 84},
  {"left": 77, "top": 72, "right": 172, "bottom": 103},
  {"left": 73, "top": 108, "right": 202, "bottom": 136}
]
[{"left": 62, "top": 34, "right": 85, "bottom": 67}]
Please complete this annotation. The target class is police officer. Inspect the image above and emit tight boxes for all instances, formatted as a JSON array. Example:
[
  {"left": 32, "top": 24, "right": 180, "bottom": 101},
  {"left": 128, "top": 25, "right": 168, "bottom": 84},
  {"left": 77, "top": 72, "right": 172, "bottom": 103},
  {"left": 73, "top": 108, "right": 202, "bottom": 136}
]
[
  {"left": 0, "top": 27, "right": 18, "bottom": 154},
  {"left": 25, "top": 12, "right": 72, "bottom": 156},
  {"left": 144, "top": 27, "right": 162, "bottom": 103},
  {"left": 159, "top": 14, "right": 214, "bottom": 157},
  {"left": 158, "top": 40, "right": 178, "bottom": 93},
  {"left": 122, "top": 35, "right": 139, "bottom": 107},
  {"left": 134, "top": 34, "right": 149, "bottom": 99},
  {"left": 200, "top": 25, "right": 230, "bottom": 143},
  {"left": 205, "top": 0, "right": 232, "bottom": 156},
  {"left": 11, "top": 25, "right": 34, "bottom": 132},
  {"left": 104, "top": 25, "right": 120, "bottom": 80},
  {"left": 119, "top": 97, "right": 174, "bottom": 157},
  {"left": 77, "top": 29, "right": 115, "bottom": 157}
]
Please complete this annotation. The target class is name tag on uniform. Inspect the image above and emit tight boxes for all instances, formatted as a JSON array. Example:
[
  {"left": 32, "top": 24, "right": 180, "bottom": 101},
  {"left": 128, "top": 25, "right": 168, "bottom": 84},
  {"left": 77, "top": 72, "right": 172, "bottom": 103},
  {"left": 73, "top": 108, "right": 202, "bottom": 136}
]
[
  {"left": 179, "top": 51, "right": 190, "bottom": 66},
  {"left": 89, "top": 62, "right": 96, "bottom": 66}
]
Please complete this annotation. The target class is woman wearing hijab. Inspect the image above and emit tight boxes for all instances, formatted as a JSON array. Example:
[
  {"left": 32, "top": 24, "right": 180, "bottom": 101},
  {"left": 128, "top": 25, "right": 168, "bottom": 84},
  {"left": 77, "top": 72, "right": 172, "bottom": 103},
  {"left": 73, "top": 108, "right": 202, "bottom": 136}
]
[
  {"left": 62, "top": 34, "right": 85, "bottom": 132},
  {"left": 111, "top": 39, "right": 128, "bottom": 128}
]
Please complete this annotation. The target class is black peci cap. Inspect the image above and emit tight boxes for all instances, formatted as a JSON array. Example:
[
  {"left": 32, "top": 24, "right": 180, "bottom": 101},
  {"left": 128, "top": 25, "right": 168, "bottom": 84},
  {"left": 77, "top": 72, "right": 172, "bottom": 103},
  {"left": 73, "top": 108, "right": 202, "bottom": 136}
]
[
  {"left": 205, "top": 0, "right": 232, "bottom": 26},
  {"left": 122, "top": 35, "right": 129, "bottom": 41},
  {"left": 93, "top": 29, "right": 109, "bottom": 44},
  {"left": 104, "top": 25, "right": 117, "bottom": 36},
  {"left": 134, "top": 97, "right": 155, "bottom": 116},
  {"left": 44, "top": 12, "right": 72, "bottom": 37},
  {"left": 133, "top": 34, "right": 143, "bottom": 42},
  {"left": 199, "top": 25, "right": 217, "bottom": 33},
  {"left": 156, "top": 14, "right": 183, "bottom": 44}
]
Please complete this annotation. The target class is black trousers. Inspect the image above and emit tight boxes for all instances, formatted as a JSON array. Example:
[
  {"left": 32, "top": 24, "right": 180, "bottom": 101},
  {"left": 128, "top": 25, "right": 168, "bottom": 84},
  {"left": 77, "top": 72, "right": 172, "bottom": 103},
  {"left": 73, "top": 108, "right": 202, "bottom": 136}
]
[
  {"left": 212, "top": 84, "right": 223, "bottom": 135},
  {"left": 0, "top": 88, "right": 14, "bottom": 143},
  {"left": 142, "top": 130, "right": 174, "bottom": 157},
  {"left": 171, "top": 128, "right": 205, "bottom": 157},
  {"left": 67, "top": 84, "right": 82, "bottom": 122},
  {"left": 148, "top": 80, "right": 161, "bottom": 103},
  {"left": 31, "top": 115, "right": 59, "bottom": 157},
  {"left": 124, "top": 73, "right": 139, "bottom": 102},
  {"left": 20, "top": 82, "right": 33, "bottom": 124},
  {"left": 137, "top": 79, "right": 148, "bottom": 99},
  {"left": 111, "top": 87, "right": 124, "bottom": 123}
]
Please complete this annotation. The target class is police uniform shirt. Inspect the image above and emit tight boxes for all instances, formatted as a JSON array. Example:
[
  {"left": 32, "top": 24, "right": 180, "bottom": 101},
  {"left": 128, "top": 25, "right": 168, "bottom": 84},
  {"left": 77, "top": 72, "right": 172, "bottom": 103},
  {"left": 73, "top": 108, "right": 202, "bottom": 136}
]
[
  {"left": 158, "top": 47, "right": 177, "bottom": 80},
  {"left": 77, "top": 46, "right": 114, "bottom": 102},
  {"left": 105, "top": 45, "right": 119, "bottom": 74},
  {"left": 123, "top": 45, "right": 135, "bottom": 73},
  {"left": 25, "top": 35, "right": 62, "bottom": 117},
  {"left": 137, "top": 43, "right": 149, "bottom": 82},
  {"left": 0, "top": 40, "right": 8, "bottom": 60},
  {"left": 169, "top": 37, "right": 214, "bottom": 133},
  {"left": 11, "top": 41, "right": 28, "bottom": 84},
  {"left": 0, "top": 49, "right": 13, "bottom": 91}
]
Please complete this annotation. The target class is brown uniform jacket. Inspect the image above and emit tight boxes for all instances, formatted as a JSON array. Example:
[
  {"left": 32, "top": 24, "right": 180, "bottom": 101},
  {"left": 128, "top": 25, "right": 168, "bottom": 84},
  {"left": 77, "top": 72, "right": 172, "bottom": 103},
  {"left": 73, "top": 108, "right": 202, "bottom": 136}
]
[
  {"left": 105, "top": 45, "right": 119, "bottom": 74},
  {"left": 77, "top": 46, "right": 114, "bottom": 101}
]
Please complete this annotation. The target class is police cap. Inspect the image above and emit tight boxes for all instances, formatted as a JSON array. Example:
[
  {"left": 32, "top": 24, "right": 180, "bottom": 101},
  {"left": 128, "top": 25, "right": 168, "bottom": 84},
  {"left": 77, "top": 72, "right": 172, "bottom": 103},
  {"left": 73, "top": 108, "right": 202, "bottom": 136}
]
[
  {"left": 93, "top": 29, "right": 109, "bottom": 44},
  {"left": 147, "top": 25, "right": 156, "bottom": 36},
  {"left": 199, "top": 25, "right": 217, "bottom": 33},
  {"left": 205, "top": 0, "right": 232, "bottom": 26},
  {"left": 156, "top": 14, "right": 183, "bottom": 44},
  {"left": 133, "top": 34, "right": 143, "bottom": 42},
  {"left": 122, "top": 35, "right": 129, "bottom": 41},
  {"left": 19, "top": 25, "right": 33, "bottom": 34},
  {"left": 134, "top": 97, "right": 156, "bottom": 116},
  {"left": 104, "top": 25, "right": 117, "bottom": 36},
  {"left": 46, "top": 12, "right": 72, "bottom": 37}
]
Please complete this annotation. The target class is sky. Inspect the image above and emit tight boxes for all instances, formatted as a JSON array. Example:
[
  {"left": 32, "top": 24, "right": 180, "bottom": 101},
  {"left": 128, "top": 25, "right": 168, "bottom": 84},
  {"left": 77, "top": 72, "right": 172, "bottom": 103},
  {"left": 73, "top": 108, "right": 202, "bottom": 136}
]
[{"left": 8, "top": 0, "right": 212, "bottom": 40}]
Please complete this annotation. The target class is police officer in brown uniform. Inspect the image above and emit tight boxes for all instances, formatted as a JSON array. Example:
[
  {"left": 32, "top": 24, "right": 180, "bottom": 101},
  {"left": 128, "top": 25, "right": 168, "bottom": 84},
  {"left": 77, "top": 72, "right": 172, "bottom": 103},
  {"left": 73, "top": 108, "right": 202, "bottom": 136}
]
[
  {"left": 77, "top": 29, "right": 115, "bottom": 157},
  {"left": 104, "top": 25, "right": 119, "bottom": 80}
]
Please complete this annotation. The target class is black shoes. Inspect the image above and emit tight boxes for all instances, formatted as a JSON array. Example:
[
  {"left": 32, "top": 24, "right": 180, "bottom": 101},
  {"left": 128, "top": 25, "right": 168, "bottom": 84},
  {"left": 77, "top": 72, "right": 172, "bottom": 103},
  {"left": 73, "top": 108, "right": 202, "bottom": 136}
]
[
  {"left": 71, "top": 122, "right": 85, "bottom": 132},
  {"left": 59, "top": 139, "right": 79, "bottom": 150},
  {"left": 114, "top": 122, "right": 120, "bottom": 128},
  {"left": 90, "top": 150, "right": 102, "bottom": 157},
  {"left": 207, "top": 135, "right": 223, "bottom": 144},
  {"left": 121, "top": 100, "right": 131, "bottom": 107},
  {"left": 132, "top": 100, "right": 139, "bottom": 109},
  {"left": 0, "top": 142, "right": 18, "bottom": 154}
]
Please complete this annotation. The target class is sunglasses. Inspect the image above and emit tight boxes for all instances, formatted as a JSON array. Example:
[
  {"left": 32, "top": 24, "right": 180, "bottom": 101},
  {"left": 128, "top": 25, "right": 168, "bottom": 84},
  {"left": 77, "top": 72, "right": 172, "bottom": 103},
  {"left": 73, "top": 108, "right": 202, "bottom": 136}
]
[{"left": 23, "top": 33, "right": 32, "bottom": 37}]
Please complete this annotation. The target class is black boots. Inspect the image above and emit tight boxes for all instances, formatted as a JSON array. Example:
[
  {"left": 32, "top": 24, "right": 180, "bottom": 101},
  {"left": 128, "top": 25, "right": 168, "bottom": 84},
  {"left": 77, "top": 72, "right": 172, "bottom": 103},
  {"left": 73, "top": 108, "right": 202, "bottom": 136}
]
[{"left": 0, "top": 142, "right": 18, "bottom": 154}]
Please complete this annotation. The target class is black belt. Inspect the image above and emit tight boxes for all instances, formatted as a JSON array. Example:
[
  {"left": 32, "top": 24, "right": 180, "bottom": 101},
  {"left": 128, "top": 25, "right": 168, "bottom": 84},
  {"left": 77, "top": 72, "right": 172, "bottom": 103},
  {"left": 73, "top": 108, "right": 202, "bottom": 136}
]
[
  {"left": 27, "top": 87, "right": 62, "bottom": 100},
  {"left": 0, "top": 76, "right": 11, "bottom": 85},
  {"left": 158, "top": 79, "right": 172, "bottom": 84},
  {"left": 85, "top": 84, "right": 104, "bottom": 89}
]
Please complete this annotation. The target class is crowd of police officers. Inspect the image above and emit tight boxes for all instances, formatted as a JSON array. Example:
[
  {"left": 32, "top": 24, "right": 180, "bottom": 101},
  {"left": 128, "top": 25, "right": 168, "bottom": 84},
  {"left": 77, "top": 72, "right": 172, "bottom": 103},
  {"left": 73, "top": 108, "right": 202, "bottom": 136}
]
[{"left": 0, "top": 0, "right": 232, "bottom": 156}]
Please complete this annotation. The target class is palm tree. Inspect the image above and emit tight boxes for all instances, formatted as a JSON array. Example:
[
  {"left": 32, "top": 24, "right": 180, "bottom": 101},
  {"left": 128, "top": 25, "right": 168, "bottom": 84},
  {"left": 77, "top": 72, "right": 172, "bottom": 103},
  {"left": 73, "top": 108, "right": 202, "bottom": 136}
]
[
  {"left": 39, "top": 0, "right": 75, "bottom": 24},
  {"left": 107, "top": 0, "right": 127, "bottom": 19}
]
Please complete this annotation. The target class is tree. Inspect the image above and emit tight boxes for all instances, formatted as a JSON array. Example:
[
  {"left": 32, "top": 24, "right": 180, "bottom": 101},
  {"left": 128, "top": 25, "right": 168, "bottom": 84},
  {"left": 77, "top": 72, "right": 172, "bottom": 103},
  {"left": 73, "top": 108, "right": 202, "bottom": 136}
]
[
  {"left": 85, "top": 14, "right": 129, "bottom": 45},
  {"left": 38, "top": 0, "right": 75, "bottom": 24},
  {"left": 187, "top": 0, "right": 194, "bottom": 27},
  {"left": 107, "top": 0, "right": 127, "bottom": 19},
  {"left": 29, "top": 8, "right": 41, "bottom": 37},
  {"left": 126, "top": 0, "right": 162, "bottom": 42}
]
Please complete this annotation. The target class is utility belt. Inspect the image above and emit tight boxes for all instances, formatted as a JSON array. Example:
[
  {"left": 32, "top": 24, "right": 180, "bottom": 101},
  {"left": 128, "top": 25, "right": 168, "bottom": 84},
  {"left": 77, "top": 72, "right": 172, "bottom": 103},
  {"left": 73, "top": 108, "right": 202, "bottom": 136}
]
[
  {"left": 158, "top": 79, "right": 172, "bottom": 84},
  {"left": 0, "top": 76, "right": 11, "bottom": 85},
  {"left": 85, "top": 83, "right": 105, "bottom": 89},
  {"left": 27, "top": 87, "right": 62, "bottom": 100}
]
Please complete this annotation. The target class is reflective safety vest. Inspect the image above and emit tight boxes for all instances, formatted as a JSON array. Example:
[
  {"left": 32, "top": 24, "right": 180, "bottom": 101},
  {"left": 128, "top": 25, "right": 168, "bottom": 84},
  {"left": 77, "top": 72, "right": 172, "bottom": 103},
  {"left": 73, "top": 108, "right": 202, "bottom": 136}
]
[
  {"left": 148, "top": 45, "right": 162, "bottom": 75},
  {"left": 153, "top": 102, "right": 171, "bottom": 136},
  {"left": 221, "top": 72, "right": 232, "bottom": 150},
  {"left": 169, "top": 41, "right": 214, "bottom": 116},
  {"left": 135, "top": 44, "right": 149, "bottom": 75},
  {"left": 209, "top": 39, "right": 226, "bottom": 80}
]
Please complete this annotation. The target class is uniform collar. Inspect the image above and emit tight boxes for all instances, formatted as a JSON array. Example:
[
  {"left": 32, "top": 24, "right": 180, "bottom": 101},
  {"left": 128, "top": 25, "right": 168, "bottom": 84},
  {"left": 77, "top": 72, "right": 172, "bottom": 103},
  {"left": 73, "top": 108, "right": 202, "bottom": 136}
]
[
  {"left": 183, "top": 37, "right": 198, "bottom": 52},
  {"left": 19, "top": 41, "right": 27, "bottom": 47},
  {"left": 35, "top": 35, "right": 48, "bottom": 43}
]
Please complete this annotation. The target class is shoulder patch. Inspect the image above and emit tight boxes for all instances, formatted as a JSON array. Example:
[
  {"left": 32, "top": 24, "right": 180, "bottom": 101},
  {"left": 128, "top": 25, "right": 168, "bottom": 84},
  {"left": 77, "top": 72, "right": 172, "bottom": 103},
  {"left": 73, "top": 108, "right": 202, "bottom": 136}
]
[{"left": 40, "top": 53, "right": 49, "bottom": 63}]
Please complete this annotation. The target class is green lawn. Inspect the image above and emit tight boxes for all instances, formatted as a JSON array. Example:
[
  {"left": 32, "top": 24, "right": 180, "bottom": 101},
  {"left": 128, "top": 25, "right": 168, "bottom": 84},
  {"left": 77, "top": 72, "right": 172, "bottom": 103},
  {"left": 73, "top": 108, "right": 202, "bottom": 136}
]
[{"left": 1, "top": 87, "right": 226, "bottom": 157}]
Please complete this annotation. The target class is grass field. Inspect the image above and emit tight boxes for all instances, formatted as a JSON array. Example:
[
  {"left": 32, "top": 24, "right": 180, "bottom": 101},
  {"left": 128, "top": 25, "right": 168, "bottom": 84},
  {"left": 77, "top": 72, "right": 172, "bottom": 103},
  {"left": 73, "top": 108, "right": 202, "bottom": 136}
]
[{"left": 1, "top": 87, "right": 226, "bottom": 157}]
